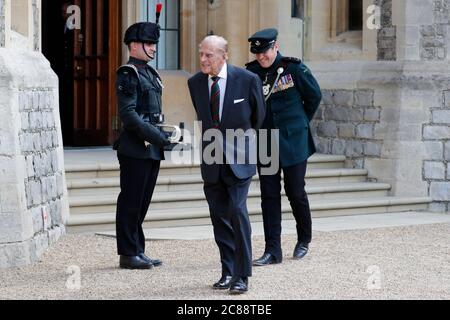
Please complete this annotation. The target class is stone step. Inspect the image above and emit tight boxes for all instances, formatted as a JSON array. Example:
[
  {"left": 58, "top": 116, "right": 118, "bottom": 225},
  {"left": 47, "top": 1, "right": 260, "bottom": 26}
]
[
  {"left": 67, "top": 196, "right": 432, "bottom": 233},
  {"left": 65, "top": 163, "right": 201, "bottom": 179},
  {"left": 64, "top": 154, "right": 348, "bottom": 180},
  {"left": 69, "top": 182, "right": 391, "bottom": 215},
  {"left": 67, "top": 168, "right": 369, "bottom": 196}
]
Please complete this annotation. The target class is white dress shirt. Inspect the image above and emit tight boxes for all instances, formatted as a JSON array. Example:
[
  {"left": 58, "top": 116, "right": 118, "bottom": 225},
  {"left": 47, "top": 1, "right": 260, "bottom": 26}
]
[{"left": 208, "top": 63, "right": 227, "bottom": 121}]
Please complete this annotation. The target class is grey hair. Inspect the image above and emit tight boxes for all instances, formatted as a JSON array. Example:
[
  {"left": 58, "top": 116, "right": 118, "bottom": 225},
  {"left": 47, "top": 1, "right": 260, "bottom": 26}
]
[{"left": 200, "top": 35, "right": 229, "bottom": 53}]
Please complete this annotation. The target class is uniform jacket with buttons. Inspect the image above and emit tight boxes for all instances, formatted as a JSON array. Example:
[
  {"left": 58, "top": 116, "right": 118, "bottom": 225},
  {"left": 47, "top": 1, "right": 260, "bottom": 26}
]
[
  {"left": 246, "top": 53, "right": 322, "bottom": 168},
  {"left": 115, "top": 57, "right": 167, "bottom": 160}
]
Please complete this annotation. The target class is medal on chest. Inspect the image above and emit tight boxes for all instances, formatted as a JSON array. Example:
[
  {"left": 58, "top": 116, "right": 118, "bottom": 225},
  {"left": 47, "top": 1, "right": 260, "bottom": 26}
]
[{"left": 272, "top": 73, "right": 295, "bottom": 94}]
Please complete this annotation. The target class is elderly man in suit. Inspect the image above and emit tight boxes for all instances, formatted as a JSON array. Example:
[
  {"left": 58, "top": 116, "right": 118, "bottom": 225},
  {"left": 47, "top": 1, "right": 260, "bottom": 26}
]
[{"left": 188, "top": 36, "right": 265, "bottom": 294}]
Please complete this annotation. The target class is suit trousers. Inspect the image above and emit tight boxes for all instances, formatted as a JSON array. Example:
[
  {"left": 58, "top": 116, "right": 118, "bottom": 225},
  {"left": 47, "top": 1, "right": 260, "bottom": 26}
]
[
  {"left": 116, "top": 154, "right": 160, "bottom": 256},
  {"left": 203, "top": 165, "right": 253, "bottom": 278},
  {"left": 257, "top": 160, "right": 312, "bottom": 261}
]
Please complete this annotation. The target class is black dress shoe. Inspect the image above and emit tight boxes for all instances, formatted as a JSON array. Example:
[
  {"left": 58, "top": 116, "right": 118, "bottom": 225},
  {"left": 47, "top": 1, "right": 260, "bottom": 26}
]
[
  {"left": 229, "top": 277, "right": 248, "bottom": 295},
  {"left": 253, "top": 253, "right": 282, "bottom": 266},
  {"left": 293, "top": 242, "right": 309, "bottom": 260},
  {"left": 119, "top": 255, "right": 153, "bottom": 270},
  {"left": 212, "top": 276, "right": 233, "bottom": 290},
  {"left": 139, "top": 253, "right": 162, "bottom": 267}
]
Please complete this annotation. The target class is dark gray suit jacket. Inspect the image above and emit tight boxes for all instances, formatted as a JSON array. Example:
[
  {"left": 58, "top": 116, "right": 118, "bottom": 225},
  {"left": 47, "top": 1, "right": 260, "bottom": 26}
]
[{"left": 188, "top": 64, "right": 266, "bottom": 184}]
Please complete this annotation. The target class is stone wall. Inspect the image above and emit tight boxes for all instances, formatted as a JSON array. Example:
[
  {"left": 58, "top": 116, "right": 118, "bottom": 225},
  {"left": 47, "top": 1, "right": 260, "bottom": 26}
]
[
  {"left": 0, "top": 47, "right": 69, "bottom": 269},
  {"left": 312, "top": 89, "right": 382, "bottom": 169},
  {"left": 376, "top": 0, "right": 397, "bottom": 61},
  {"left": 19, "top": 89, "right": 66, "bottom": 235},
  {"left": 309, "top": 1, "right": 450, "bottom": 212},
  {"left": 419, "top": 0, "right": 449, "bottom": 61},
  {"left": 310, "top": 59, "right": 450, "bottom": 212},
  {"left": 423, "top": 90, "right": 450, "bottom": 211}
]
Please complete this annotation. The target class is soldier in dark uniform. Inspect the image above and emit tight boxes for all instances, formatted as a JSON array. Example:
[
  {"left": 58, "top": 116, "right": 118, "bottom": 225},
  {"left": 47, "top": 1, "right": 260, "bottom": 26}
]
[
  {"left": 114, "top": 22, "right": 171, "bottom": 269},
  {"left": 246, "top": 28, "right": 322, "bottom": 266}
]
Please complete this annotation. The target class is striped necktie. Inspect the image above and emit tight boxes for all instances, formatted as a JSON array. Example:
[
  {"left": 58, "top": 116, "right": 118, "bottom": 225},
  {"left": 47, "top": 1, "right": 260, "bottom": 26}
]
[{"left": 210, "top": 76, "right": 220, "bottom": 128}]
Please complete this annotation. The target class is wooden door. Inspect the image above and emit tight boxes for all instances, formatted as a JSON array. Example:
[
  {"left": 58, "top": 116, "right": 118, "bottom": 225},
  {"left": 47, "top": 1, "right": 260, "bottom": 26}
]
[{"left": 72, "top": 0, "right": 121, "bottom": 146}]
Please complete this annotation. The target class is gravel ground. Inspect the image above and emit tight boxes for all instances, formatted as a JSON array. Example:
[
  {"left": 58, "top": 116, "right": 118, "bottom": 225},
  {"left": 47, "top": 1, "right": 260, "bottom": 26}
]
[{"left": 1, "top": 223, "right": 449, "bottom": 300}]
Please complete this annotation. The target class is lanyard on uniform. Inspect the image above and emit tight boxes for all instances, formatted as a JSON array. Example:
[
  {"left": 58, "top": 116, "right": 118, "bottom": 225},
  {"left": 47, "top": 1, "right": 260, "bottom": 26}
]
[{"left": 265, "top": 67, "right": 284, "bottom": 102}]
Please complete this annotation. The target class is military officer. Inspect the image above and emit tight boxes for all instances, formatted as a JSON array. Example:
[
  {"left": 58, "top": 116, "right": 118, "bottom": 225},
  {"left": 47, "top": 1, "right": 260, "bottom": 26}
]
[
  {"left": 114, "top": 22, "right": 171, "bottom": 269},
  {"left": 246, "top": 28, "right": 322, "bottom": 266}
]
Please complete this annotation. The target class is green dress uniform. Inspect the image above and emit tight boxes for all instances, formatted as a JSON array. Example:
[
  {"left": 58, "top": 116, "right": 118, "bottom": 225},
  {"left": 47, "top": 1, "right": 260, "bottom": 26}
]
[
  {"left": 246, "top": 28, "right": 322, "bottom": 264},
  {"left": 246, "top": 53, "right": 322, "bottom": 167}
]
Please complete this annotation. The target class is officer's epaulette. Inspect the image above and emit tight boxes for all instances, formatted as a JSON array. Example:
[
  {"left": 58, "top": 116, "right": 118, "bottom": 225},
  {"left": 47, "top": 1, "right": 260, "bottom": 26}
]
[
  {"left": 281, "top": 57, "right": 302, "bottom": 64},
  {"left": 117, "top": 64, "right": 140, "bottom": 80},
  {"left": 245, "top": 60, "right": 259, "bottom": 68}
]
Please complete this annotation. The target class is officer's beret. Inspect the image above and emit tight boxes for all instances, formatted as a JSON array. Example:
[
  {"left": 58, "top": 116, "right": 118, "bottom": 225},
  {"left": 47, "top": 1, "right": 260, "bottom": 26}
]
[
  {"left": 248, "top": 28, "right": 278, "bottom": 54},
  {"left": 124, "top": 22, "right": 160, "bottom": 45}
]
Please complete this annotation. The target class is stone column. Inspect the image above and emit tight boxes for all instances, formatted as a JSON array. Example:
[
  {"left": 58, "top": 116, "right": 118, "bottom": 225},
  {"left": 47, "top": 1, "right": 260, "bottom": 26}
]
[
  {"left": 180, "top": 0, "right": 197, "bottom": 74},
  {"left": 377, "top": 0, "right": 397, "bottom": 60},
  {"left": 222, "top": 0, "right": 250, "bottom": 66},
  {"left": 32, "top": 0, "right": 40, "bottom": 51},
  {"left": 121, "top": 0, "right": 140, "bottom": 64},
  {"left": 0, "top": 0, "right": 69, "bottom": 268},
  {"left": 0, "top": 0, "right": 5, "bottom": 47}
]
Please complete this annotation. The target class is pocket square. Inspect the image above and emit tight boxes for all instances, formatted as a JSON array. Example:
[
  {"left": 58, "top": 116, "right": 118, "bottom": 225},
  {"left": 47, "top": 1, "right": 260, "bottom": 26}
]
[{"left": 234, "top": 99, "right": 245, "bottom": 104}]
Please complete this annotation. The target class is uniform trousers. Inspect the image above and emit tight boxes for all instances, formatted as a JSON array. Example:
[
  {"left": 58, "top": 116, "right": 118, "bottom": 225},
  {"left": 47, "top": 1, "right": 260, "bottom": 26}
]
[
  {"left": 257, "top": 160, "right": 312, "bottom": 261},
  {"left": 116, "top": 153, "right": 160, "bottom": 256}
]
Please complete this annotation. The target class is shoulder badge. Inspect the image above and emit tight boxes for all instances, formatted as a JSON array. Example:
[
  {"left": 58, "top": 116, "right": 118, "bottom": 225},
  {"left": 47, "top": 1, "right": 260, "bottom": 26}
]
[
  {"left": 245, "top": 60, "right": 259, "bottom": 68},
  {"left": 300, "top": 64, "right": 311, "bottom": 74},
  {"left": 117, "top": 64, "right": 140, "bottom": 80},
  {"left": 281, "top": 57, "right": 302, "bottom": 64}
]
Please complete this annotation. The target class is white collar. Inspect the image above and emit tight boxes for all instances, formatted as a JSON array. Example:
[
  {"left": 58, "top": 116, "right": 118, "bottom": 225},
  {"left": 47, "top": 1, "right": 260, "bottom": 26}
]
[{"left": 209, "top": 62, "right": 228, "bottom": 80}]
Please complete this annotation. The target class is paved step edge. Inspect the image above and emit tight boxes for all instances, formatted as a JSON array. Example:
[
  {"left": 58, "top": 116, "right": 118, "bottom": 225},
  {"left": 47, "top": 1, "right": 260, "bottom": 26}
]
[
  {"left": 67, "top": 169, "right": 369, "bottom": 189},
  {"left": 67, "top": 196, "right": 431, "bottom": 226},
  {"left": 69, "top": 182, "right": 392, "bottom": 207},
  {"left": 65, "top": 154, "right": 347, "bottom": 173}
]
